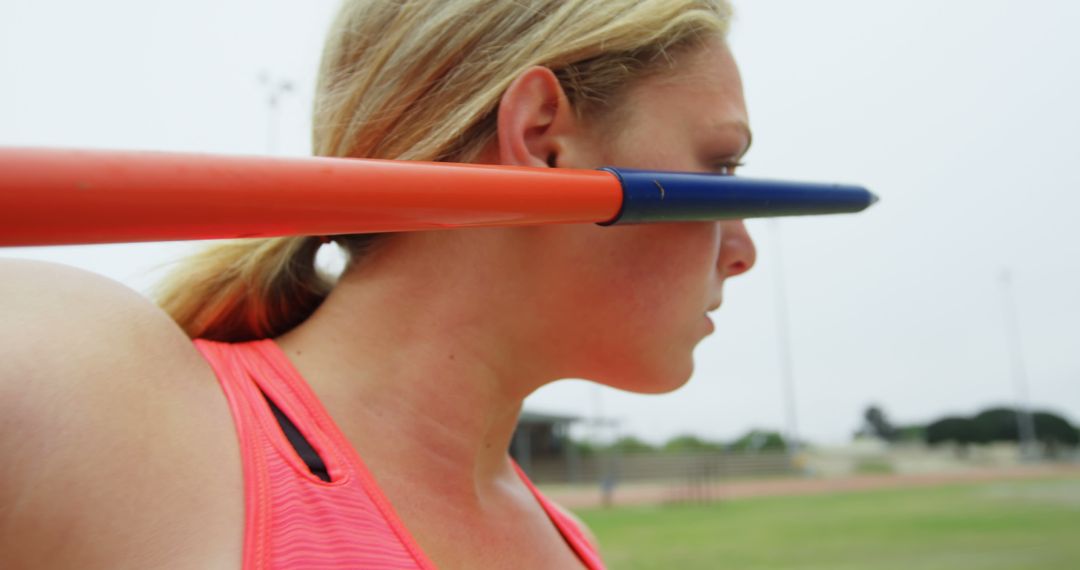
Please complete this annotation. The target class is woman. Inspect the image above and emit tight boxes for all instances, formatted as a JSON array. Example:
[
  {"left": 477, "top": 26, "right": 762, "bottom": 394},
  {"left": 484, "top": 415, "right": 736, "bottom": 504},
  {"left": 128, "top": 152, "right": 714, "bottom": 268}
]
[{"left": 0, "top": 0, "right": 755, "bottom": 568}]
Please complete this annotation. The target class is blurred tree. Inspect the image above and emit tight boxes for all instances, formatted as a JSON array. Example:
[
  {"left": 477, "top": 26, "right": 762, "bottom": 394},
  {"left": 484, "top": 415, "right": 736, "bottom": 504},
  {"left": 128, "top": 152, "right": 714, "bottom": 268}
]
[
  {"left": 972, "top": 408, "right": 1080, "bottom": 445},
  {"left": 662, "top": 434, "right": 724, "bottom": 453},
  {"left": 863, "top": 405, "right": 898, "bottom": 442},
  {"left": 1032, "top": 411, "right": 1080, "bottom": 456},
  {"left": 973, "top": 407, "right": 1019, "bottom": 443},
  {"left": 926, "top": 408, "right": 1079, "bottom": 458},
  {"left": 729, "top": 429, "right": 787, "bottom": 453},
  {"left": 607, "top": 435, "right": 655, "bottom": 454},
  {"left": 894, "top": 424, "right": 926, "bottom": 443},
  {"left": 925, "top": 417, "right": 982, "bottom": 454},
  {"left": 568, "top": 438, "right": 598, "bottom": 457}
]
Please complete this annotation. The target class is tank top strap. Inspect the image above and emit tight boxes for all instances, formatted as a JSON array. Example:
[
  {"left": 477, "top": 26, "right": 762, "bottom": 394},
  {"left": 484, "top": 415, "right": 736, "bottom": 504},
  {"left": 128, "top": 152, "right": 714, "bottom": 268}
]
[
  {"left": 513, "top": 461, "right": 607, "bottom": 570},
  {"left": 194, "top": 338, "right": 605, "bottom": 569},
  {"left": 193, "top": 338, "right": 436, "bottom": 570}
]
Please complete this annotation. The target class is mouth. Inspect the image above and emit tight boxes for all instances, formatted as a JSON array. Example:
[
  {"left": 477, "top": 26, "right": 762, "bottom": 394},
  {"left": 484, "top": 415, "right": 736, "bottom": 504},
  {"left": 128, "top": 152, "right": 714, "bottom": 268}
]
[{"left": 705, "top": 300, "right": 722, "bottom": 313}]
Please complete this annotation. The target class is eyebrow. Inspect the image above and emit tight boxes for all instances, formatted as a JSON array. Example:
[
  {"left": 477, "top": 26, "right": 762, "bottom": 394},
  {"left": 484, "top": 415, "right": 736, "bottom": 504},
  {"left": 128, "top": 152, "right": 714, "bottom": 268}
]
[
  {"left": 734, "top": 121, "right": 753, "bottom": 159},
  {"left": 713, "top": 120, "right": 753, "bottom": 160}
]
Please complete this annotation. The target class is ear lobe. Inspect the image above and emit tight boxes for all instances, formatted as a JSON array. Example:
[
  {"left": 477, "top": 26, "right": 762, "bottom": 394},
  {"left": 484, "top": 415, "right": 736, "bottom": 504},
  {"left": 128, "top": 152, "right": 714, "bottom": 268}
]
[{"left": 496, "top": 66, "right": 577, "bottom": 168}]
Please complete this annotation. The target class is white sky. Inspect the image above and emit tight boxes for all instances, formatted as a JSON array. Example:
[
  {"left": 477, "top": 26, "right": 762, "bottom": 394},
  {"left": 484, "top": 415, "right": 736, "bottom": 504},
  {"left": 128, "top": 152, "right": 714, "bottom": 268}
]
[{"left": 2, "top": 0, "right": 1078, "bottom": 445}]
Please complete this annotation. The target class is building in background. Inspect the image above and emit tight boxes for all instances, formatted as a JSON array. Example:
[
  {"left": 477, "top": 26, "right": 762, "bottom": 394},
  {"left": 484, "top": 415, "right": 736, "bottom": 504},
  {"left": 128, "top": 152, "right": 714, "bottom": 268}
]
[{"left": 510, "top": 409, "right": 581, "bottom": 480}]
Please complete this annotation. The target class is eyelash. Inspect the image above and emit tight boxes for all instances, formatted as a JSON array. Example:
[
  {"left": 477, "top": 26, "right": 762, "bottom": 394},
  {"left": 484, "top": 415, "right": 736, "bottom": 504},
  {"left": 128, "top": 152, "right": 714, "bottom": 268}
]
[{"left": 716, "top": 161, "right": 745, "bottom": 176}]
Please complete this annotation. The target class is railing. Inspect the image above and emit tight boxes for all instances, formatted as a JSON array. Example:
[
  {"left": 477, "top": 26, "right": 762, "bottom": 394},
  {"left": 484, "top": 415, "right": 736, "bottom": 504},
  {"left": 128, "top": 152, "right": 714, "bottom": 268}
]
[{"left": 525, "top": 451, "right": 795, "bottom": 485}]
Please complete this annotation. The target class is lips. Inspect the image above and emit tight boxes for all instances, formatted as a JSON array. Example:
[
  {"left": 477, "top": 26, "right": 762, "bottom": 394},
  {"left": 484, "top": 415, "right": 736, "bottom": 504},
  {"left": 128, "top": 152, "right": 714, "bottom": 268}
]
[{"left": 705, "top": 300, "right": 722, "bottom": 313}]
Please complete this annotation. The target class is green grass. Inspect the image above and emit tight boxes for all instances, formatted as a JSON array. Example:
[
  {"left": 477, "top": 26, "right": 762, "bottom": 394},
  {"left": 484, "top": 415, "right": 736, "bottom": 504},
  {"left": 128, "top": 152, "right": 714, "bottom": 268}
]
[{"left": 574, "top": 477, "right": 1080, "bottom": 570}]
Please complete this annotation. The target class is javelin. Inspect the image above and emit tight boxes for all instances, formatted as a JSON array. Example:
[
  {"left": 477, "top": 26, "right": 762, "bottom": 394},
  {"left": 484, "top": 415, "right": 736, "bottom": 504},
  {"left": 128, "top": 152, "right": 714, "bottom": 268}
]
[{"left": 0, "top": 147, "right": 877, "bottom": 247}]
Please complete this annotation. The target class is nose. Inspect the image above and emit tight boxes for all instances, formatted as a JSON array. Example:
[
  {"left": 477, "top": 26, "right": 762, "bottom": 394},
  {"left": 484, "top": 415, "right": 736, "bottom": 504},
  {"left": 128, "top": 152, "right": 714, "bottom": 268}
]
[{"left": 717, "top": 220, "right": 756, "bottom": 278}]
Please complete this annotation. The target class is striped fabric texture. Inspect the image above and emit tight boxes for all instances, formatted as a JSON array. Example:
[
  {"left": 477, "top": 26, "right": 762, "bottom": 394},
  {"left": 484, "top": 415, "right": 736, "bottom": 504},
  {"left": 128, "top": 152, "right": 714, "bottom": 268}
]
[{"left": 194, "top": 339, "right": 605, "bottom": 569}]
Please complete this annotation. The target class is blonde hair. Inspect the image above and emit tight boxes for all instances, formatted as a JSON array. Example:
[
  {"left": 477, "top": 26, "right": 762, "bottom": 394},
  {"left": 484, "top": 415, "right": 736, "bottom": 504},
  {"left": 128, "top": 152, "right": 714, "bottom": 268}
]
[{"left": 156, "top": 0, "right": 734, "bottom": 341}]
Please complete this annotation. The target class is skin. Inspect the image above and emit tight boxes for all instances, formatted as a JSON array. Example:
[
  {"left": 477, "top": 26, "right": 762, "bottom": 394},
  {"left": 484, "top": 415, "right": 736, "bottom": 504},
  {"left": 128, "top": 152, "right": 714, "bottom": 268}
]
[{"left": 0, "top": 38, "right": 753, "bottom": 569}]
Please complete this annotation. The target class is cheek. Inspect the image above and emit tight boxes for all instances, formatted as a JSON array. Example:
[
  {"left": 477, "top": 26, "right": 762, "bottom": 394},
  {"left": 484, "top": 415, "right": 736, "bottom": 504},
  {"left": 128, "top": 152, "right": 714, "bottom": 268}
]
[
  {"left": 550, "top": 224, "right": 720, "bottom": 384},
  {"left": 605, "top": 224, "right": 720, "bottom": 317}
]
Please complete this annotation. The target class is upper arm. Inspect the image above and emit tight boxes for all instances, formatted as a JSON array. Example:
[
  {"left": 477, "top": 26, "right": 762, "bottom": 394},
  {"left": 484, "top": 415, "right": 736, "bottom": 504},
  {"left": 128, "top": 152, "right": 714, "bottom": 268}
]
[{"left": 0, "top": 258, "right": 213, "bottom": 566}]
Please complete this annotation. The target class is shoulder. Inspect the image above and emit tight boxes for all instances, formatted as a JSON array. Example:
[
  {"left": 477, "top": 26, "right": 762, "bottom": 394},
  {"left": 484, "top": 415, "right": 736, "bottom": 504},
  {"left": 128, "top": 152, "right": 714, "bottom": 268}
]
[
  {"left": 0, "top": 258, "right": 234, "bottom": 567},
  {"left": 551, "top": 501, "right": 601, "bottom": 553},
  {"left": 0, "top": 258, "right": 203, "bottom": 392}
]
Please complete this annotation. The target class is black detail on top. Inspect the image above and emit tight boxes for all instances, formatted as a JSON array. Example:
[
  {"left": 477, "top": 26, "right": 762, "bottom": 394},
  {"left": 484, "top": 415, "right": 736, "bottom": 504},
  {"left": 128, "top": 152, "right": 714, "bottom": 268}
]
[{"left": 260, "top": 390, "right": 332, "bottom": 482}]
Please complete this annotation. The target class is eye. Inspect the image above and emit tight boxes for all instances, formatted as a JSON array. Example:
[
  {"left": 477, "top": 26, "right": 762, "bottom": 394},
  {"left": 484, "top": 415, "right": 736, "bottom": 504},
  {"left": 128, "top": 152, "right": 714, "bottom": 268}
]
[{"left": 715, "top": 161, "right": 745, "bottom": 176}]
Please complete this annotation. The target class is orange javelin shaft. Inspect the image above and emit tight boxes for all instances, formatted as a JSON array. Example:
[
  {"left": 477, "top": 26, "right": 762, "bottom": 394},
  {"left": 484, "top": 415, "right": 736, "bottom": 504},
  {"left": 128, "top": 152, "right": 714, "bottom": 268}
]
[{"left": 0, "top": 147, "right": 622, "bottom": 247}]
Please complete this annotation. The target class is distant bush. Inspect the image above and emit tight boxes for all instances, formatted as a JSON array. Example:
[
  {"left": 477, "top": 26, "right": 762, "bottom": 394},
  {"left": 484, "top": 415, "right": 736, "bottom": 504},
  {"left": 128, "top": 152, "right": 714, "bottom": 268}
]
[
  {"left": 894, "top": 424, "right": 926, "bottom": 443},
  {"left": 925, "top": 417, "right": 982, "bottom": 446},
  {"left": 729, "top": 429, "right": 788, "bottom": 453},
  {"left": 973, "top": 408, "right": 1020, "bottom": 443},
  {"left": 662, "top": 434, "right": 724, "bottom": 453},
  {"left": 569, "top": 439, "right": 599, "bottom": 456},
  {"left": 608, "top": 436, "right": 656, "bottom": 454},
  {"left": 923, "top": 407, "right": 1079, "bottom": 453},
  {"left": 1033, "top": 412, "right": 1080, "bottom": 456}
]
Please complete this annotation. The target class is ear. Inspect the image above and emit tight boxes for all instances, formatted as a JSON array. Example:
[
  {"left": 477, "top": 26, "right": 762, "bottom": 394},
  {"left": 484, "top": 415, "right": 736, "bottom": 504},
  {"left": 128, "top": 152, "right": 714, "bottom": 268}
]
[{"left": 496, "top": 66, "right": 579, "bottom": 168}]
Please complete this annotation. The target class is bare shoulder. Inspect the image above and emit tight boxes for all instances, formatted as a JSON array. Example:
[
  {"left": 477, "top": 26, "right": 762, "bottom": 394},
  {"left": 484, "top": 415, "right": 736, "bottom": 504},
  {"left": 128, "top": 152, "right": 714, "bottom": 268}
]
[
  {"left": 0, "top": 258, "right": 201, "bottom": 393},
  {"left": 0, "top": 258, "right": 241, "bottom": 568},
  {"left": 551, "top": 501, "right": 601, "bottom": 553}
]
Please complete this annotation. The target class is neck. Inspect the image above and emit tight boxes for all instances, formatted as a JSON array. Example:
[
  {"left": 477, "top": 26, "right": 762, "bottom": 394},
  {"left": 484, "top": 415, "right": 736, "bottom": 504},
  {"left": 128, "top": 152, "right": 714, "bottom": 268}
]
[{"left": 275, "top": 231, "right": 548, "bottom": 497}]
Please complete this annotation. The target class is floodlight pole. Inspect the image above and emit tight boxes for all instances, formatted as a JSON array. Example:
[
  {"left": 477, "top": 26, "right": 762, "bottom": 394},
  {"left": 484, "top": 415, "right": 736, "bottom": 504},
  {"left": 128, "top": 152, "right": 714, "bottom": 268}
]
[
  {"left": 591, "top": 385, "right": 604, "bottom": 447},
  {"left": 998, "top": 268, "right": 1038, "bottom": 459},
  {"left": 769, "top": 220, "right": 801, "bottom": 460},
  {"left": 585, "top": 392, "right": 622, "bottom": 507},
  {"left": 259, "top": 72, "right": 295, "bottom": 155}
]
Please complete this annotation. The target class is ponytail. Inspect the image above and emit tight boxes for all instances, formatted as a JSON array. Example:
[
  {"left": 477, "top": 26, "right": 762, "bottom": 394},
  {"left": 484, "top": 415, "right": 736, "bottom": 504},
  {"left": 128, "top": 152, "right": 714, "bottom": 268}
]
[{"left": 155, "top": 235, "right": 374, "bottom": 341}]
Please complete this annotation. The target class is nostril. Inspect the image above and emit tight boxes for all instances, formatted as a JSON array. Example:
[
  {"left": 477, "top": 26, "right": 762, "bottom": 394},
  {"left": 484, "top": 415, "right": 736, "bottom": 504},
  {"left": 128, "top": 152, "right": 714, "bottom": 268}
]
[{"left": 719, "top": 221, "right": 757, "bottom": 277}]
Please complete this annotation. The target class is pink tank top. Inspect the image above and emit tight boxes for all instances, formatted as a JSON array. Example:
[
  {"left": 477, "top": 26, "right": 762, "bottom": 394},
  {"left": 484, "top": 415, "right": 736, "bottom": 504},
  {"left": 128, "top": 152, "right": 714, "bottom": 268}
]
[{"left": 194, "top": 338, "right": 605, "bottom": 570}]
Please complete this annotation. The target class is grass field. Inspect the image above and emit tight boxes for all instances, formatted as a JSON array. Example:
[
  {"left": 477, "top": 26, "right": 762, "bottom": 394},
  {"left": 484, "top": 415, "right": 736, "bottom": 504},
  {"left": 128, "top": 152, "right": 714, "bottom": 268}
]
[{"left": 574, "top": 477, "right": 1080, "bottom": 569}]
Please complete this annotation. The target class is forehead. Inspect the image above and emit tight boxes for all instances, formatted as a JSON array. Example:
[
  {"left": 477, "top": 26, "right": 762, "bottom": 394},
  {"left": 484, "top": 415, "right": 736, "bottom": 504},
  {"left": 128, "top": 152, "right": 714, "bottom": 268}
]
[
  {"left": 624, "top": 39, "right": 748, "bottom": 130},
  {"left": 604, "top": 38, "right": 750, "bottom": 166}
]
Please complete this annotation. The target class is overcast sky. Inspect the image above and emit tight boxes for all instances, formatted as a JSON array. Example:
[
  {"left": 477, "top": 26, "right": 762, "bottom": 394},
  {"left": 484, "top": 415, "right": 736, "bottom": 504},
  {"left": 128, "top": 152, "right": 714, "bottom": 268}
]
[{"left": 2, "top": 0, "right": 1077, "bottom": 446}]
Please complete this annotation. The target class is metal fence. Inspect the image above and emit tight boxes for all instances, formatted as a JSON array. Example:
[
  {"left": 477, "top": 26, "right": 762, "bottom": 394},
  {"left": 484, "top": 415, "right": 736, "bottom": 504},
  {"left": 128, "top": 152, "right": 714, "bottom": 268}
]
[{"left": 525, "top": 450, "right": 795, "bottom": 485}]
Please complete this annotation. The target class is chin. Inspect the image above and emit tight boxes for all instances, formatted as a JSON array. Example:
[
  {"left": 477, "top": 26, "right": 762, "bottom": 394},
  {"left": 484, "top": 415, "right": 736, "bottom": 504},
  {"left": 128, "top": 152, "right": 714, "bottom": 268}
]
[{"left": 590, "top": 357, "right": 696, "bottom": 395}]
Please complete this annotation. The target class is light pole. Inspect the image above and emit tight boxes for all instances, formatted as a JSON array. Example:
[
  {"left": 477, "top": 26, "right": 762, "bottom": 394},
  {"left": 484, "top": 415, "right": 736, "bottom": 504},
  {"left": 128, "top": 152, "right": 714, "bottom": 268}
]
[
  {"left": 998, "top": 268, "right": 1038, "bottom": 459},
  {"left": 258, "top": 72, "right": 295, "bottom": 155},
  {"left": 769, "top": 220, "right": 800, "bottom": 460}
]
